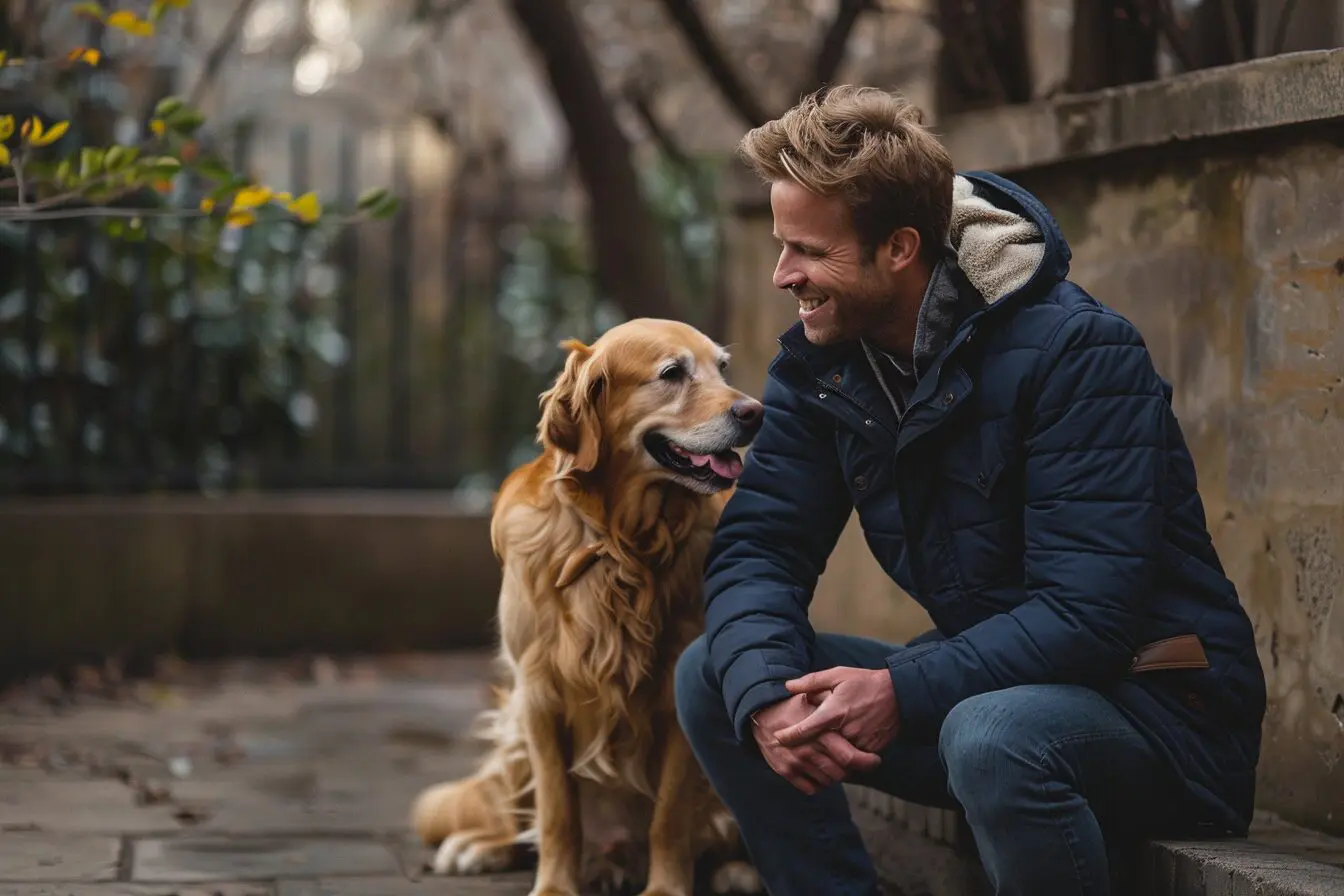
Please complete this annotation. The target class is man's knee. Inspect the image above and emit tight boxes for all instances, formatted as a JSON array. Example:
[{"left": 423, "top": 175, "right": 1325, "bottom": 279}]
[
  {"left": 674, "top": 635, "right": 724, "bottom": 738},
  {"left": 938, "top": 688, "right": 1058, "bottom": 817}
]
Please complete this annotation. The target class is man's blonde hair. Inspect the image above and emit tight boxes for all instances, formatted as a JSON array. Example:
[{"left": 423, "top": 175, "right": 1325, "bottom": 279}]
[{"left": 737, "top": 85, "right": 954, "bottom": 263}]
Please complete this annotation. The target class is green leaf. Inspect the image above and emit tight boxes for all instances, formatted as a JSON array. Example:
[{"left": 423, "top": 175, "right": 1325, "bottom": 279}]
[
  {"left": 79, "top": 146, "right": 105, "bottom": 179},
  {"left": 55, "top": 159, "right": 72, "bottom": 186},
  {"left": 148, "top": 0, "right": 168, "bottom": 22},
  {"left": 153, "top": 96, "right": 185, "bottom": 119},
  {"left": 164, "top": 107, "right": 205, "bottom": 135},
  {"left": 356, "top": 187, "right": 389, "bottom": 211},
  {"left": 192, "top": 155, "right": 233, "bottom": 182},
  {"left": 104, "top": 144, "right": 139, "bottom": 171},
  {"left": 369, "top": 194, "right": 400, "bottom": 220}
]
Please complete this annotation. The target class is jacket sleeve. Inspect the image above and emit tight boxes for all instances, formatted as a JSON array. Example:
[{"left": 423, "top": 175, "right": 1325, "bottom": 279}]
[
  {"left": 703, "top": 373, "right": 854, "bottom": 743},
  {"left": 887, "top": 307, "right": 1169, "bottom": 741}
]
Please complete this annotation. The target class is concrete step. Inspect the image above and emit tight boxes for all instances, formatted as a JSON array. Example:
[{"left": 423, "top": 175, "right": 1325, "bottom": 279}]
[{"left": 847, "top": 787, "right": 1344, "bottom": 896}]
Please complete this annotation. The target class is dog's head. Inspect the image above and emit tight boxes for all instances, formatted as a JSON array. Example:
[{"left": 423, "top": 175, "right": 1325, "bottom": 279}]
[{"left": 538, "top": 319, "right": 764, "bottom": 495}]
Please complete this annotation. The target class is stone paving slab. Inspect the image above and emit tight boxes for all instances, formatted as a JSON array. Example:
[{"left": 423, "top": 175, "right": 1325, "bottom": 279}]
[
  {"left": 0, "top": 652, "right": 531, "bottom": 895},
  {"left": 0, "top": 885, "right": 270, "bottom": 896},
  {"left": 130, "top": 837, "right": 401, "bottom": 883},
  {"left": 0, "top": 781, "right": 183, "bottom": 834},
  {"left": 0, "top": 834, "right": 120, "bottom": 883},
  {"left": 277, "top": 876, "right": 534, "bottom": 895}
]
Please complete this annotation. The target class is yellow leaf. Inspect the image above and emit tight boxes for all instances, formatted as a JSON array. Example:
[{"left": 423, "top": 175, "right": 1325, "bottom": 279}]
[
  {"left": 273, "top": 191, "right": 293, "bottom": 202},
  {"left": 67, "top": 47, "right": 101, "bottom": 65},
  {"left": 0, "top": 115, "right": 13, "bottom": 141},
  {"left": 29, "top": 120, "right": 69, "bottom": 147},
  {"left": 232, "top": 185, "right": 273, "bottom": 210},
  {"left": 165, "top": 0, "right": 191, "bottom": 6},
  {"left": 286, "top": 191, "right": 322, "bottom": 224},
  {"left": 0, "top": 52, "right": 7, "bottom": 67},
  {"left": 150, "top": 118, "right": 166, "bottom": 138},
  {"left": 225, "top": 209, "right": 257, "bottom": 228},
  {"left": 106, "top": 10, "right": 154, "bottom": 36},
  {"left": 0, "top": 145, "right": 9, "bottom": 167},
  {"left": 200, "top": 197, "right": 215, "bottom": 214},
  {"left": 20, "top": 117, "right": 37, "bottom": 140}
]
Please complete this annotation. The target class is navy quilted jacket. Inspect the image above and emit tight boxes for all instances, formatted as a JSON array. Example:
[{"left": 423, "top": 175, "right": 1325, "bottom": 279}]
[{"left": 703, "top": 171, "right": 1267, "bottom": 835}]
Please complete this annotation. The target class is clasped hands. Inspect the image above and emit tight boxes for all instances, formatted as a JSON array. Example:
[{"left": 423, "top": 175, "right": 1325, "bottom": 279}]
[{"left": 751, "top": 666, "right": 900, "bottom": 795}]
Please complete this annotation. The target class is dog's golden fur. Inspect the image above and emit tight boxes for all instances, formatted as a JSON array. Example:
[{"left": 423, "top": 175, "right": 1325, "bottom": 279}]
[{"left": 411, "top": 319, "right": 763, "bottom": 896}]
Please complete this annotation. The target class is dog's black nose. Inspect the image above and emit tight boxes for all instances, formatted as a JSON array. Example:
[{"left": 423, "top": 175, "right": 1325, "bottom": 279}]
[{"left": 731, "top": 398, "right": 764, "bottom": 431}]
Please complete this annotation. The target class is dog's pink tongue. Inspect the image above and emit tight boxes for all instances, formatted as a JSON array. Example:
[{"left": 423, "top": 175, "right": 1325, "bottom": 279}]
[{"left": 708, "top": 452, "right": 742, "bottom": 480}]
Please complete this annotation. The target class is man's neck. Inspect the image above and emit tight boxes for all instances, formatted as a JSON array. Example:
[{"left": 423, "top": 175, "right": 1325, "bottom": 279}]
[{"left": 864, "top": 264, "right": 934, "bottom": 359}]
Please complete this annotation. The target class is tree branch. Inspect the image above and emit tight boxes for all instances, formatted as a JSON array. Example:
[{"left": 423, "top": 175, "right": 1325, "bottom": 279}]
[
  {"left": 654, "top": 0, "right": 770, "bottom": 128},
  {"left": 1272, "top": 0, "right": 1301, "bottom": 55},
  {"left": 187, "top": 0, "right": 261, "bottom": 109},
  {"left": 624, "top": 84, "right": 694, "bottom": 176},
  {"left": 795, "top": 0, "right": 873, "bottom": 101},
  {"left": 506, "top": 0, "right": 678, "bottom": 322}
]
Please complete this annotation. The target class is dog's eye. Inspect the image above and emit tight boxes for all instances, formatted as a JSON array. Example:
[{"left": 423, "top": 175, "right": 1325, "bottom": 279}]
[
  {"left": 659, "top": 363, "right": 685, "bottom": 382},
  {"left": 717, "top": 358, "right": 729, "bottom": 374}
]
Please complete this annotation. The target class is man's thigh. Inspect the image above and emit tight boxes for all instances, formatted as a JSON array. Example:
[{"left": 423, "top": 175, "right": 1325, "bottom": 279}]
[
  {"left": 812, "top": 632, "right": 958, "bottom": 809},
  {"left": 940, "top": 684, "right": 1180, "bottom": 835}
]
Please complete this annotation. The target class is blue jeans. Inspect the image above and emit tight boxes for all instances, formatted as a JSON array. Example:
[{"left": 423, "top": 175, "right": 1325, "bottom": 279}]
[{"left": 675, "top": 632, "right": 1183, "bottom": 896}]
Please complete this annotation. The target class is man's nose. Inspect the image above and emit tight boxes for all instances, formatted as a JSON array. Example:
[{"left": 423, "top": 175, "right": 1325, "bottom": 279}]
[{"left": 773, "top": 258, "right": 804, "bottom": 293}]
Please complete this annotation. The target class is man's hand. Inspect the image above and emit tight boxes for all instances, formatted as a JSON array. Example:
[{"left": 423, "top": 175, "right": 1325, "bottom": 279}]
[
  {"left": 777, "top": 667, "right": 900, "bottom": 754},
  {"left": 752, "top": 693, "right": 881, "bottom": 795}
]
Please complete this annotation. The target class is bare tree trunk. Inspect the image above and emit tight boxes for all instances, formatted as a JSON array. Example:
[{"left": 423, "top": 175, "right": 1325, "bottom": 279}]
[
  {"left": 1067, "top": 0, "right": 1160, "bottom": 94},
  {"left": 1177, "top": 0, "right": 1256, "bottom": 69},
  {"left": 655, "top": 0, "right": 771, "bottom": 127},
  {"left": 506, "top": 0, "right": 678, "bottom": 323},
  {"left": 935, "top": 0, "right": 1033, "bottom": 115}
]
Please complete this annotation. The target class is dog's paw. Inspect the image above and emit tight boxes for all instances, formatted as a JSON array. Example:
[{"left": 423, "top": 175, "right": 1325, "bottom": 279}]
[
  {"left": 429, "top": 833, "right": 514, "bottom": 875},
  {"left": 710, "top": 859, "right": 764, "bottom": 894}
]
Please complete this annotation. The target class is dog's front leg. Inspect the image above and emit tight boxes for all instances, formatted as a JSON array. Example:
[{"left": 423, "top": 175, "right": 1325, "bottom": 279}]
[
  {"left": 524, "top": 700, "right": 581, "bottom": 896},
  {"left": 640, "top": 728, "right": 703, "bottom": 896}
]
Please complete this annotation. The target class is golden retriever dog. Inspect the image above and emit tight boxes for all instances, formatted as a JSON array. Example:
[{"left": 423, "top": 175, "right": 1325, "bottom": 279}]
[{"left": 410, "top": 319, "right": 765, "bottom": 896}]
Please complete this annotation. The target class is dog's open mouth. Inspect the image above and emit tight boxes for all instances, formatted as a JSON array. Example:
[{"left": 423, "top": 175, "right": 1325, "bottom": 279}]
[{"left": 644, "top": 433, "right": 743, "bottom": 486}]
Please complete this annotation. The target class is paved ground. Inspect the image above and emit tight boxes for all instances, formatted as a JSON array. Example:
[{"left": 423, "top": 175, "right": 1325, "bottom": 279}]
[{"left": 0, "top": 651, "right": 535, "bottom": 896}]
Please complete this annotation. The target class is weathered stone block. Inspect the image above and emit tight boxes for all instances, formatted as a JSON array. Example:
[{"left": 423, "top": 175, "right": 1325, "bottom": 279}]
[
  {"left": 0, "top": 833, "right": 120, "bottom": 882},
  {"left": 130, "top": 837, "right": 399, "bottom": 883}
]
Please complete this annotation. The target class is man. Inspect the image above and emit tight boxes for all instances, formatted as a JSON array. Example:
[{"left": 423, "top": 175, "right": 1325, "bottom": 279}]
[{"left": 673, "top": 85, "right": 1267, "bottom": 896}]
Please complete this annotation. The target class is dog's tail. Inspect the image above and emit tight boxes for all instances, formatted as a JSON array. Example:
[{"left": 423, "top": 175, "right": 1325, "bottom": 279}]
[{"left": 410, "top": 684, "right": 534, "bottom": 847}]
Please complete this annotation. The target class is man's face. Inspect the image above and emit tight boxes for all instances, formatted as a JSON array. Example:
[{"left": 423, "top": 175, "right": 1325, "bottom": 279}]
[{"left": 769, "top": 180, "right": 898, "bottom": 347}]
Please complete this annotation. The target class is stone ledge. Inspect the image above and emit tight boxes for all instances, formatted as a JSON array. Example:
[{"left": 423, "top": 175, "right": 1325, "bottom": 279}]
[
  {"left": 940, "top": 49, "right": 1344, "bottom": 172},
  {"left": 847, "top": 787, "right": 1344, "bottom": 896},
  {"left": 730, "top": 48, "right": 1344, "bottom": 215},
  {"left": 0, "top": 493, "right": 501, "bottom": 679}
]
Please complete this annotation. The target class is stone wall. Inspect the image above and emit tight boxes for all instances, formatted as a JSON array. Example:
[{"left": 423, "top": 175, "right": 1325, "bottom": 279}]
[
  {"left": 0, "top": 495, "right": 501, "bottom": 681},
  {"left": 724, "top": 50, "right": 1344, "bottom": 835}
]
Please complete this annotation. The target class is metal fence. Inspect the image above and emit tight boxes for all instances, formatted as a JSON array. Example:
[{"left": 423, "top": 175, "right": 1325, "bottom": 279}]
[{"left": 0, "top": 122, "right": 613, "bottom": 497}]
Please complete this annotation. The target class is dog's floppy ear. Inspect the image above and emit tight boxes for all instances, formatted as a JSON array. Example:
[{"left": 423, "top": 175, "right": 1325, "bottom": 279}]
[{"left": 539, "top": 338, "right": 605, "bottom": 473}]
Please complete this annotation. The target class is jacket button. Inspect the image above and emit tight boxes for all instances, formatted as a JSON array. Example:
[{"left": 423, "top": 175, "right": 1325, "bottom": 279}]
[
  {"left": 832, "top": 373, "right": 843, "bottom": 384},
  {"left": 942, "top": 392, "right": 956, "bottom": 406},
  {"left": 863, "top": 418, "right": 875, "bottom": 426},
  {"left": 854, "top": 475, "right": 868, "bottom": 491}
]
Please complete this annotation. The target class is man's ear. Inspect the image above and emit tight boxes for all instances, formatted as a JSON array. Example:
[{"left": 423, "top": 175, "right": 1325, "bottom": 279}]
[
  {"left": 538, "top": 338, "right": 605, "bottom": 473},
  {"left": 880, "top": 226, "right": 922, "bottom": 275}
]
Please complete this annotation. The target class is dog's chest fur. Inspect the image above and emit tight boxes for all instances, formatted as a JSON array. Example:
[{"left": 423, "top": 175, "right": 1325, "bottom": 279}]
[{"left": 499, "top": 493, "right": 714, "bottom": 797}]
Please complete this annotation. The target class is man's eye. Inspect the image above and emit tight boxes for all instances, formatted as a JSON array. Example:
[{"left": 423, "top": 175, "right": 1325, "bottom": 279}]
[{"left": 659, "top": 364, "right": 685, "bottom": 382}]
